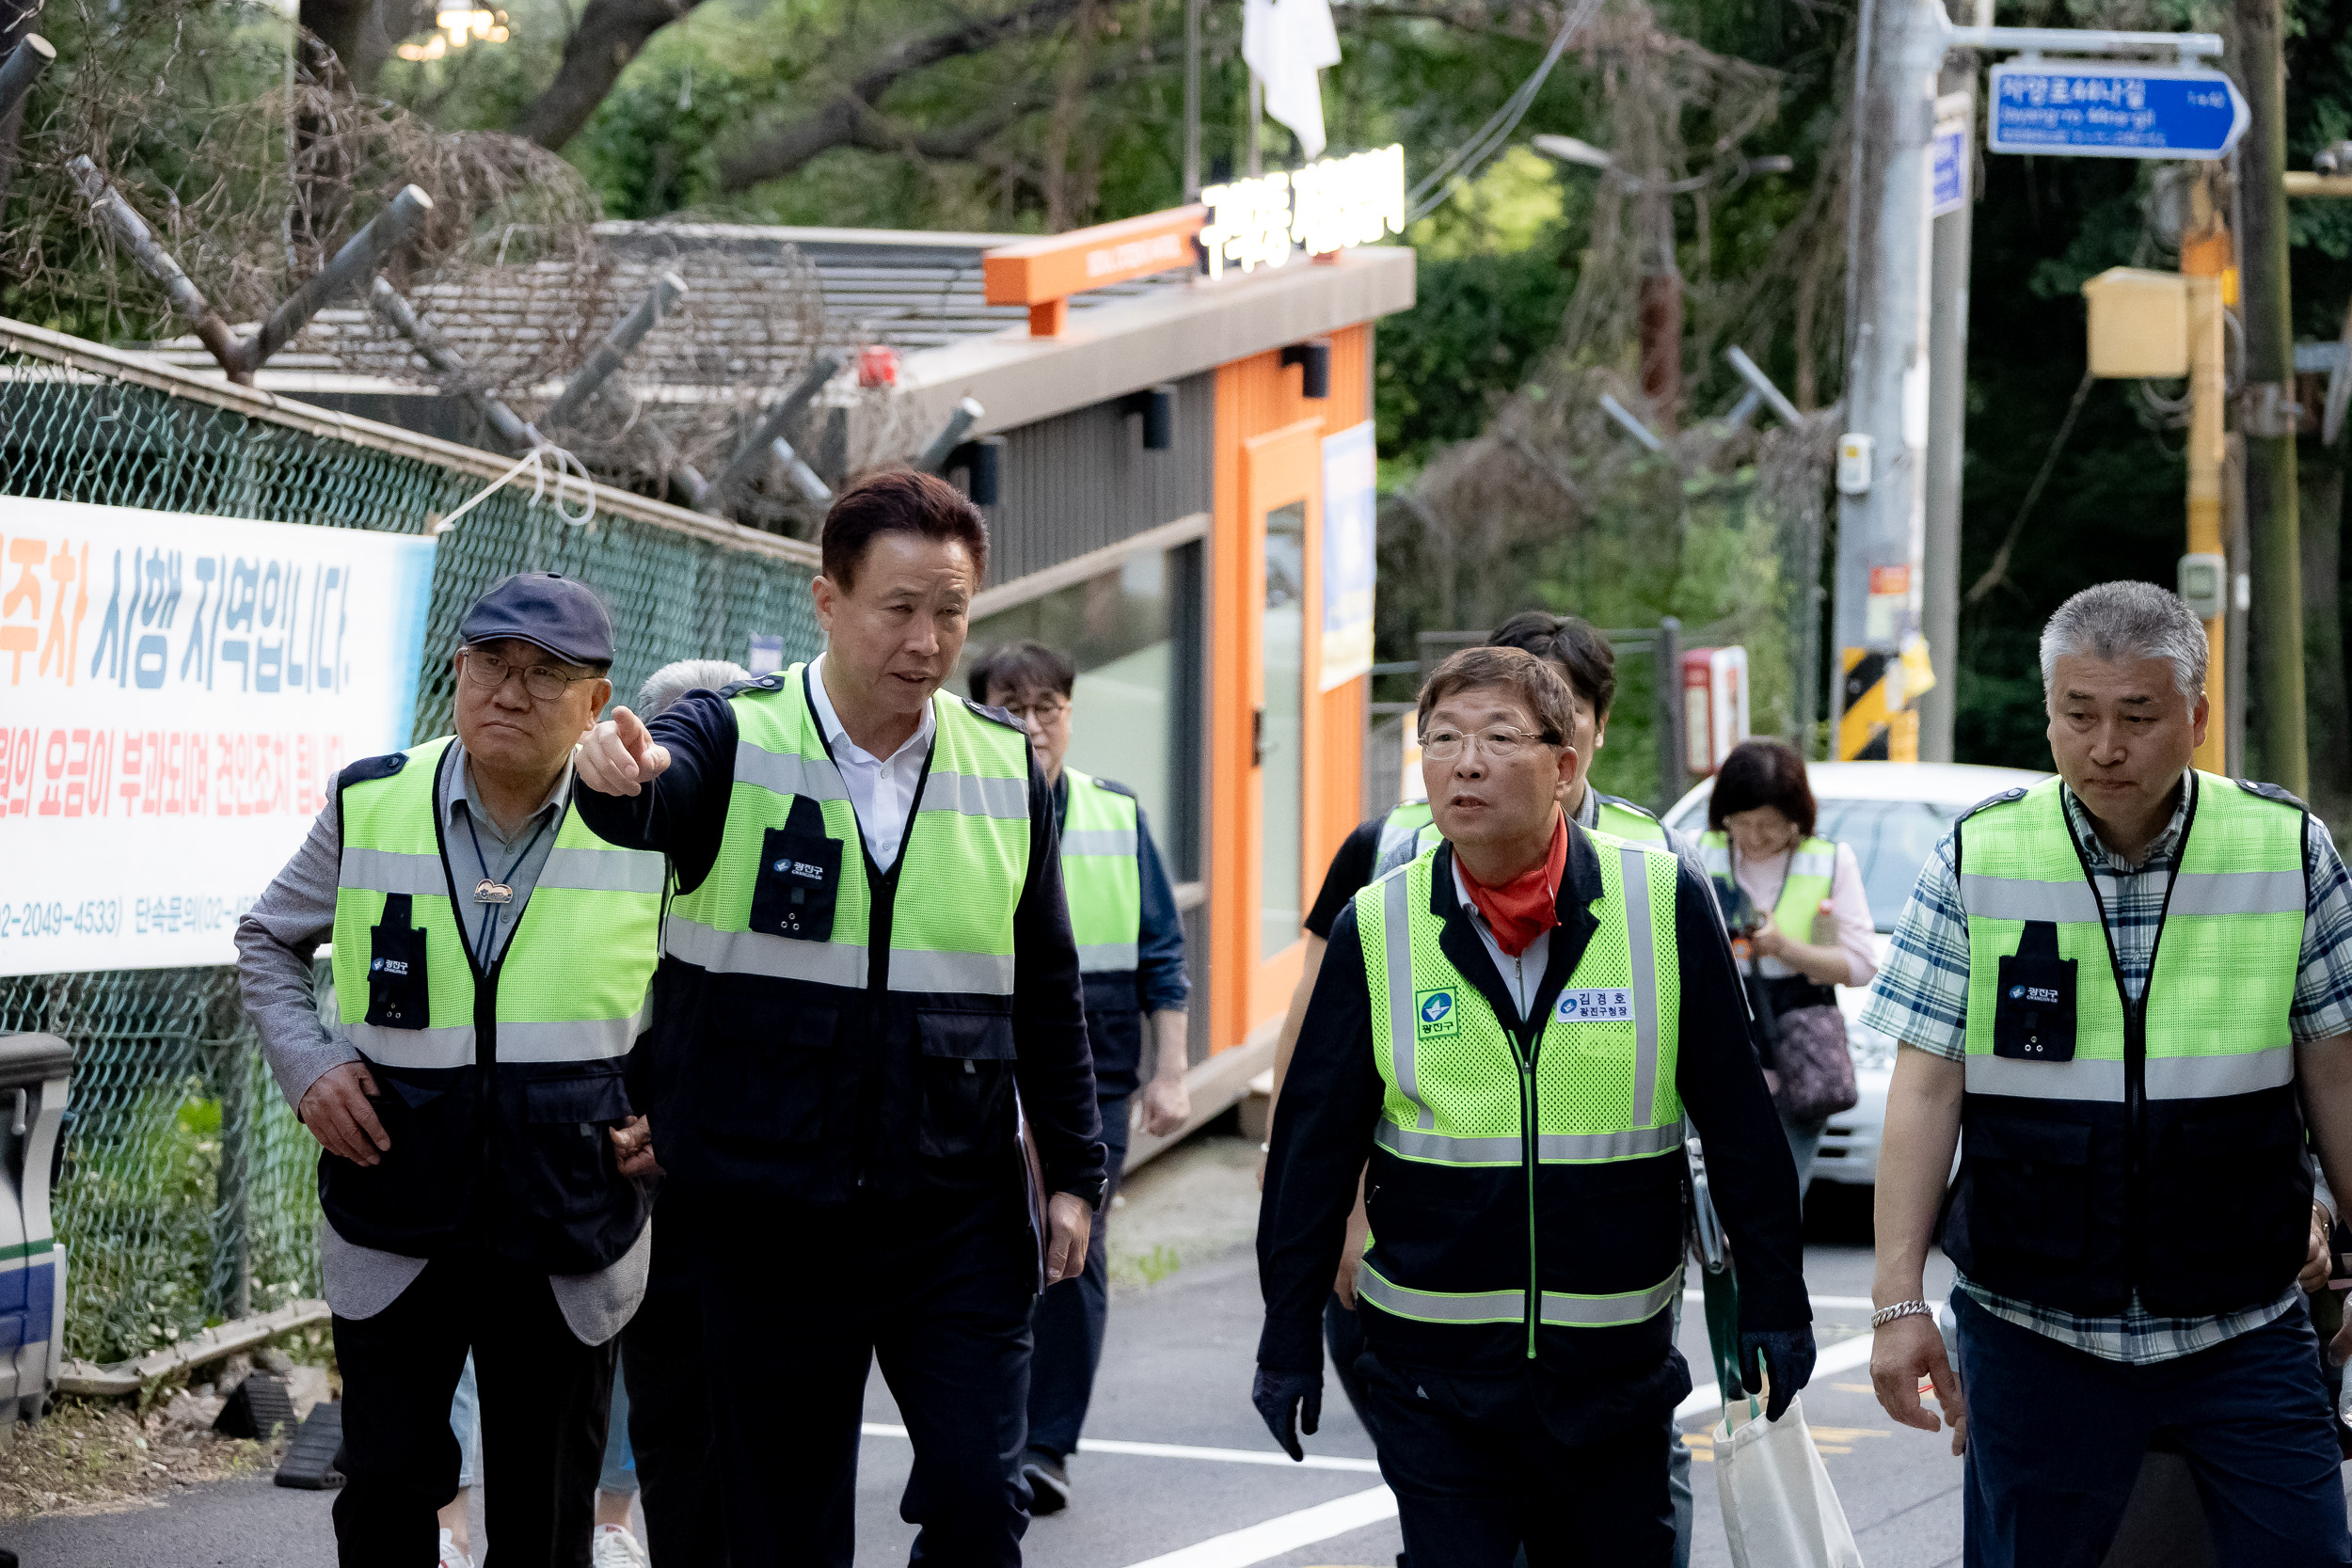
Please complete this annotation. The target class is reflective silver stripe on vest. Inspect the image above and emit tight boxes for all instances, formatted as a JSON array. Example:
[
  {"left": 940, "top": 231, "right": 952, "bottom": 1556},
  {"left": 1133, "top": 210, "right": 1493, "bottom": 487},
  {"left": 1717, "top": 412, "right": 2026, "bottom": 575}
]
[
  {"left": 1061, "top": 829, "right": 1138, "bottom": 857},
  {"left": 1957, "top": 874, "right": 2104, "bottom": 926},
  {"left": 1075, "top": 942, "right": 1139, "bottom": 974},
  {"left": 341, "top": 847, "right": 448, "bottom": 897},
  {"left": 1699, "top": 841, "right": 1731, "bottom": 877},
  {"left": 1383, "top": 871, "right": 1434, "bottom": 1131},
  {"left": 1539, "top": 1269, "right": 1682, "bottom": 1327},
  {"left": 665, "top": 915, "right": 869, "bottom": 988},
  {"left": 350, "top": 1023, "right": 475, "bottom": 1071},
  {"left": 2163, "top": 870, "right": 2305, "bottom": 917},
  {"left": 1788, "top": 849, "right": 1836, "bottom": 880},
  {"left": 539, "top": 846, "right": 666, "bottom": 895},
  {"left": 1356, "top": 1266, "right": 1525, "bottom": 1323},
  {"left": 888, "top": 947, "right": 1017, "bottom": 995},
  {"left": 733, "top": 743, "right": 850, "bottom": 801},
  {"left": 919, "top": 770, "right": 1029, "bottom": 820},
  {"left": 1376, "top": 813, "right": 1422, "bottom": 864},
  {"left": 1376, "top": 1119, "right": 1691, "bottom": 1166},
  {"left": 1963, "top": 1053, "right": 2126, "bottom": 1101},
  {"left": 1621, "top": 846, "right": 1662, "bottom": 1127},
  {"left": 2146, "top": 1044, "right": 2295, "bottom": 1099}
]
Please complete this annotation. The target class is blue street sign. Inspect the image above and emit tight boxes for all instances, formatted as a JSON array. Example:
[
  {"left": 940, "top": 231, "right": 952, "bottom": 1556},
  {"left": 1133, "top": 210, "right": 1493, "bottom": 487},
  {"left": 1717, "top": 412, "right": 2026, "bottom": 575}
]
[
  {"left": 1931, "top": 118, "right": 1969, "bottom": 216},
  {"left": 1987, "top": 61, "right": 2249, "bottom": 160}
]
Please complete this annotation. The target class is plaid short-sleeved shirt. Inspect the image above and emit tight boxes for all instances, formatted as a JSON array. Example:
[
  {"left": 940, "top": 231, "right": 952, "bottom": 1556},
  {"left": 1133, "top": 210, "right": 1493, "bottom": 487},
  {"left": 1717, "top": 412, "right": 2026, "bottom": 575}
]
[{"left": 1860, "top": 772, "right": 2352, "bottom": 1364}]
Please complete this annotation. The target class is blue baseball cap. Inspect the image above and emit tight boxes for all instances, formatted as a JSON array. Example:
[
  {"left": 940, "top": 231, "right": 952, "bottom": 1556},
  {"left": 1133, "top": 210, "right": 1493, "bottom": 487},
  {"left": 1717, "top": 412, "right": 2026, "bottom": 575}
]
[{"left": 458, "top": 573, "right": 613, "bottom": 667}]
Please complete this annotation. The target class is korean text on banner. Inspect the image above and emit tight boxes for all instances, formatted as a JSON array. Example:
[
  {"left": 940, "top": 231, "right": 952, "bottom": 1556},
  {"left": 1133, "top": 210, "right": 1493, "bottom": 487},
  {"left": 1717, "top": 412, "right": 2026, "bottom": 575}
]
[
  {"left": 1321, "top": 420, "right": 1377, "bottom": 691},
  {"left": 0, "top": 499, "right": 437, "bottom": 976}
]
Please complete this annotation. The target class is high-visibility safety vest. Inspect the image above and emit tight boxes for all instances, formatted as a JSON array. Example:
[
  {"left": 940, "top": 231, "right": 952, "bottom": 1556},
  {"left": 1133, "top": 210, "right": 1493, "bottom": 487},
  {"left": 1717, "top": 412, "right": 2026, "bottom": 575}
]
[
  {"left": 1351, "top": 829, "right": 1689, "bottom": 1367},
  {"left": 1698, "top": 832, "right": 1836, "bottom": 979},
  {"left": 325, "top": 736, "right": 664, "bottom": 1272},
  {"left": 657, "top": 664, "right": 1037, "bottom": 1197},
  {"left": 1943, "top": 771, "right": 2313, "bottom": 1318},
  {"left": 1376, "top": 793, "right": 1666, "bottom": 877},
  {"left": 1061, "top": 768, "right": 1142, "bottom": 978}
]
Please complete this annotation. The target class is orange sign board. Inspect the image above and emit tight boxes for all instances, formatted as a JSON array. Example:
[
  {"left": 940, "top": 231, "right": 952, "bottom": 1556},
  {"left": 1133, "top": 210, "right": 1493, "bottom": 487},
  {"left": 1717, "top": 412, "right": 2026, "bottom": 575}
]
[{"left": 983, "top": 206, "right": 1208, "bottom": 310}]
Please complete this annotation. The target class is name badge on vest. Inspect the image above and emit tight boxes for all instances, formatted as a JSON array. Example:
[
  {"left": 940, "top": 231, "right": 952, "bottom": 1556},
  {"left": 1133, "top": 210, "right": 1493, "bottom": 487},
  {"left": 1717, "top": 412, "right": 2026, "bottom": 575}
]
[
  {"left": 1555, "top": 988, "right": 1634, "bottom": 1023},
  {"left": 1993, "top": 920, "right": 2076, "bottom": 1062},
  {"left": 366, "top": 894, "right": 432, "bottom": 1030},
  {"left": 750, "top": 794, "right": 842, "bottom": 942}
]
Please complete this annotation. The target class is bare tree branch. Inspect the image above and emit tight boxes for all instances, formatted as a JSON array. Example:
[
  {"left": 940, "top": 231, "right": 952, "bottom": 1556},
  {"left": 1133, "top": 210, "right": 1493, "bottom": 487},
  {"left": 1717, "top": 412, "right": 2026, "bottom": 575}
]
[
  {"left": 714, "top": 0, "right": 1083, "bottom": 190},
  {"left": 299, "top": 0, "right": 434, "bottom": 92},
  {"left": 513, "top": 0, "right": 707, "bottom": 150}
]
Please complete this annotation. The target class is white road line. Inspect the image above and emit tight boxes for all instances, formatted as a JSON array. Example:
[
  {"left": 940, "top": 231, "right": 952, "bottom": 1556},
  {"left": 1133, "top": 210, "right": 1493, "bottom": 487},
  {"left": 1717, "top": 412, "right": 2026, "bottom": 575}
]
[
  {"left": 1115, "top": 1485, "right": 1400, "bottom": 1568},
  {"left": 857, "top": 1424, "right": 1384, "bottom": 1474}
]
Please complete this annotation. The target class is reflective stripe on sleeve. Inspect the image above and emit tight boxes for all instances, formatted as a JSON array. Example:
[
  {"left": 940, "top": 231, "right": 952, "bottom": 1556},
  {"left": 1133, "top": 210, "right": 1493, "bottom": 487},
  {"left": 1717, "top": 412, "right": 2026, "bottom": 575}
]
[
  {"left": 1061, "top": 829, "right": 1139, "bottom": 857},
  {"left": 539, "top": 846, "right": 666, "bottom": 895},
  {"left": 2145, "top": 1044, "right": 2295, "bottom": 1099},
  {"left": 664, "top": 915, "right": 869, "bottom": 989},
  {"left": 918, "top": 770, "right": 1029, "bottom": 820},
  {"left": 2163, "top": 870, "right": 2306, "bottom": 918},
  {"left": 1075, "top": 942, "right": 1139, "bottom": 973},
  {"left": 732, "top": 743, "right": 850, "bottom": 802},
  {"left": 340, "top": 847, "right": 448, "bottom": 897},
  {"left": 1956, "top": 874, "right": 2104, "bottom": 926},
  {"left": 1539, "top": 1268, "right": 1682, "bottom": 1327},
  {"left": 1963, "top": 1053, "right": 2126, "bottom": 1101}
]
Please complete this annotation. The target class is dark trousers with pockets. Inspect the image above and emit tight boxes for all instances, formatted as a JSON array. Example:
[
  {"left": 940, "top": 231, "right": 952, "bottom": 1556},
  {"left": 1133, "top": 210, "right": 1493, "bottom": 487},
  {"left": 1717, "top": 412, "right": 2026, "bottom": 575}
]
[
  {"left": 331, "top": 1250, "right": 616, "bottom": 1568},
  {"left": 1359, "top": 1351, "right": 1675, "bottom": 1568},
  {"left": 1025, "top": 1092, "right": 1130, "bottom": 1459},
  {"left": 1957, "top": 1290, "right": 2352, "bottom": 1568},
  {"left": 697, "top": 1186, "right": 1037, "bottom": 1568},
  {"left": 624, "top": 1196, "right": 729, "bottom": 1567}
]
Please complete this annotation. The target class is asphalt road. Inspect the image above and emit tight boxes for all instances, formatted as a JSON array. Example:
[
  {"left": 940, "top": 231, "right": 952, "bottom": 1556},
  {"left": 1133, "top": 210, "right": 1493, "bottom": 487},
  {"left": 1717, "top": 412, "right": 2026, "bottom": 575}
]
[{"left": 0, "top": 1232, "right": 1967, "bottom": 1565}]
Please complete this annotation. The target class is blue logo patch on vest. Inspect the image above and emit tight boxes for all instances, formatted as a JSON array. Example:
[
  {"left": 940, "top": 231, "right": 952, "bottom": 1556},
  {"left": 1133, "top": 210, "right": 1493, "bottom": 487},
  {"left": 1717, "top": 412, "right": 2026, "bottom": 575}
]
[
  {"left": 1555, "top": 988, "right": 1633, "bottom": 1023},
  {"left": 1415, "top": 989, "right": 1459, "bottom": 1037}
]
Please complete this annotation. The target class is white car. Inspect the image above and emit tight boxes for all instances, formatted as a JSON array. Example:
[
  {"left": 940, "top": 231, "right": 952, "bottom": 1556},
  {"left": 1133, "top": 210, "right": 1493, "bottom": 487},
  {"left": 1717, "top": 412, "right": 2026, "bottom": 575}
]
[{"left": 1664, "top": 760, "right": 2048, "bottom": 1189}]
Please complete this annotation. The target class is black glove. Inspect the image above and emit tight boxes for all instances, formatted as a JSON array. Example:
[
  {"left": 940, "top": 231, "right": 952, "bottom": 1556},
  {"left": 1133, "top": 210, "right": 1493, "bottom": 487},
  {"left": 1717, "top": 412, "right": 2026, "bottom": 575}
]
[
  {"left": 1735, "top": 1328, "right": 1816, "bottom": 1422},
  {"left": 1251, "top": 1366, "right": 1322, "bottom": 1461}
]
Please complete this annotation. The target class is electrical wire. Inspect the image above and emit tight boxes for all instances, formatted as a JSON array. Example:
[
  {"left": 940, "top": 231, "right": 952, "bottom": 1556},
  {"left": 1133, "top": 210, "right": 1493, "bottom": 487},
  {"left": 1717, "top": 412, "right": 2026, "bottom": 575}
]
[{"left": 1401, "top": 0, "right": 1608, "bottom": 226}]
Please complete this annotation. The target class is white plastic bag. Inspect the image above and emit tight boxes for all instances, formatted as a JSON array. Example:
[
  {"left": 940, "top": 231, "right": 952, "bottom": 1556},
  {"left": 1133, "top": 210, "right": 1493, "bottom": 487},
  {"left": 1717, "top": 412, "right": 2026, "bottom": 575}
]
[{"left": 1713, "top": 1393, "right": 1865, "bottom": 1568}]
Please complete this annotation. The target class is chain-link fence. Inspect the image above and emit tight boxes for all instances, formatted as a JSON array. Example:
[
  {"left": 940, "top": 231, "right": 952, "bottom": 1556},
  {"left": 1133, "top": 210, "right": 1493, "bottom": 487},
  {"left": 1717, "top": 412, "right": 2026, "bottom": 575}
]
[{"left": 0, "top": 321, "right": 825, "bottom": 1366}]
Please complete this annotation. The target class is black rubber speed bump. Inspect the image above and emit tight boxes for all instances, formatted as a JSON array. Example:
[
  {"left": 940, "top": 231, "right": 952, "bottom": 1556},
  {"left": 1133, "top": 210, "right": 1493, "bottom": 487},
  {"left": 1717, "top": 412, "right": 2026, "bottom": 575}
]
[
  {"left": 274, "top": 1400, "right": 345, "bottom": 1490},
  {"left": 215, "top": 1370, "right": 296, "bottom": 1441}
]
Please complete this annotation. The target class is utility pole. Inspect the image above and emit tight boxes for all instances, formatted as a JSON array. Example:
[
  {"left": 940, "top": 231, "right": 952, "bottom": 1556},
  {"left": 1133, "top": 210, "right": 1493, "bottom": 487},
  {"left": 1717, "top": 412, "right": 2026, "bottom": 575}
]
[
  {"left": 2233, "top": 0, "right": 2306, "bottom": 795},
  {"left": 1919, "top": 79, "right": 1973, "bottom": 763},
  {"left": 1833, "top": 0, "right": 1941, "bottom": 762},
  {"left": 1638, "top": 185, "right": 1684, "bottom": 432},
  {"left": 1184, "top": 0, "right": 1203, "bottom": 198}
]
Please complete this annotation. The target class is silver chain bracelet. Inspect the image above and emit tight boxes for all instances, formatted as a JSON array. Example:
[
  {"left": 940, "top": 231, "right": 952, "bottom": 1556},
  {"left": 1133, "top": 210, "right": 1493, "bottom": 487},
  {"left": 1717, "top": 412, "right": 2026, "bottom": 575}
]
[{"left": 1869, "top": 1299, "right": 1933, "bottom": 1329}]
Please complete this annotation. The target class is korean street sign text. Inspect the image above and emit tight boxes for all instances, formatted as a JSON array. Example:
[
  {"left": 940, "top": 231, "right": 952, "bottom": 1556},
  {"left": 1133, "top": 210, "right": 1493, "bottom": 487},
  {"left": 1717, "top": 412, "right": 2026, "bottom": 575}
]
[
  {"left": 1199, "top": 144, "right": 1406, "bottom": 280},
  {"left": 1987, "top": 61, "right": 2249, "bottom": 160}
]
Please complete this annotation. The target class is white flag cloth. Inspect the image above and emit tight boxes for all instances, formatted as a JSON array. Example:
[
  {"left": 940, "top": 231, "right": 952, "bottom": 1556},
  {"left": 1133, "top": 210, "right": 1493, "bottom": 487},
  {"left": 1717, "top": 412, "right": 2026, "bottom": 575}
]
[{"left": 1243, "top": 0, "right": 1342, "bottom": 161}]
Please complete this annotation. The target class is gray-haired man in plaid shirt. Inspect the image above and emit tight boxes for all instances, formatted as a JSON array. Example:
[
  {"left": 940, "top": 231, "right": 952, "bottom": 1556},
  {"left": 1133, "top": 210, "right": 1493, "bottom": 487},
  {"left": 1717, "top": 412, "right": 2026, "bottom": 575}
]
[{"left": 1863, "top": 581, "right": 2352, "bottom": 1568}]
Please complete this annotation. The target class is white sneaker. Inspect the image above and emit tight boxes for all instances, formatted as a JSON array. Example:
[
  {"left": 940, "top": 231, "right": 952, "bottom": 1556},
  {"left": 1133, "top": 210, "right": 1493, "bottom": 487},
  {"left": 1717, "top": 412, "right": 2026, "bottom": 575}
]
[
  {"left": 437, "top": 1528, "right": 475, "bottom": 1568},
  {"left": 592, "top": 1525, "right": 650, "bottom": 1568}
]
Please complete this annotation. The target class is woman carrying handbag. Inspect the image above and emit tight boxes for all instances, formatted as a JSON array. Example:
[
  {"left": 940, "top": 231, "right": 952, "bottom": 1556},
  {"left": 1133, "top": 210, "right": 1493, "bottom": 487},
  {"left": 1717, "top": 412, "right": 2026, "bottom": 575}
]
[{"left": 1700, "top": 740, "right": 1878, "bottom": 1200}]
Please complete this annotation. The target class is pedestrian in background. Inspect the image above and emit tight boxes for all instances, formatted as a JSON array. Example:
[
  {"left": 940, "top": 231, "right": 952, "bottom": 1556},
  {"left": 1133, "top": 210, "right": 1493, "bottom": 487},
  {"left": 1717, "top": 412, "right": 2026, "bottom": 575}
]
[
  {"left": 573, "top": 470, "right": 1106, "bottom": 1568},
  {"left": 235, "top": 574, "right": 662, "bottom": 1568},
  {"left": 1700, "top": 738, "right": 1874, "bottom": 1199},
  {"left": 1257, "top": 646, "right": 1812, "bottom": 1566},
  {"left": 966, "top": 638, "right": 1193, "bottom": 1516},
  {"left": 1865, "top": 580, "right": 2352, "bottom": 1568}
]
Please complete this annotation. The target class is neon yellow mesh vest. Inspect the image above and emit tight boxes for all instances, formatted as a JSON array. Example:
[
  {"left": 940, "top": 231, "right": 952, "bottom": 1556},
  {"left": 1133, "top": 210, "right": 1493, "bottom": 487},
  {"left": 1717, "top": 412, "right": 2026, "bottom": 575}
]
[
  {"left": 663, "top": 664, "right": 1033, "bottom": 996},
  {"left": 1698, "top": 831, "right": 1836, "bottom": 979},
  {"left": 1380, "top": 794, "right": 1665, "bottom": 879},
  {"left": 1060, "top": 768, "right": 1142, "bottom": 975},
  {"left": 331, "top": 736, "right": 664, "bottom": 1069},
  {"left": 1352, "top": 831, "right": 1687, "bottom": 1346},
  {"left": 1945, "top": 771, "right": 2312, "bottom": 1317}
]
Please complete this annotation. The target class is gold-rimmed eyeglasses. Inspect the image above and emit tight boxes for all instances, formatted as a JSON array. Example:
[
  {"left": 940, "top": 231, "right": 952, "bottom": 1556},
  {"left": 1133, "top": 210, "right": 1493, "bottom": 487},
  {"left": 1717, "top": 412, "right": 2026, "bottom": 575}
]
[{"left": 1420, "top": 725, "right": 1558, "bottom": 763}]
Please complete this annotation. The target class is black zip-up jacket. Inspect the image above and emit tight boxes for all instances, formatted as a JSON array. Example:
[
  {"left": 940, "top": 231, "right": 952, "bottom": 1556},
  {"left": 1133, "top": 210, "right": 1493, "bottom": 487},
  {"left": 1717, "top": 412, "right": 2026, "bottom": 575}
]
[
  {"left": 1258, "top": 823, "right": 1808, "bottom": 1416},
  {"left": 573, "top": 680, "right": 1106, "bottom": 1210}
]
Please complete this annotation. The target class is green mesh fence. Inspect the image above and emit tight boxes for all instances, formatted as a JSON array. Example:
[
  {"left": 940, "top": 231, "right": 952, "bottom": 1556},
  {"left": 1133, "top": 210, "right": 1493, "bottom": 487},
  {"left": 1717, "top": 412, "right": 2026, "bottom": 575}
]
[{"left": 0, "top": 336, "right": 823, "bottom": 1365}]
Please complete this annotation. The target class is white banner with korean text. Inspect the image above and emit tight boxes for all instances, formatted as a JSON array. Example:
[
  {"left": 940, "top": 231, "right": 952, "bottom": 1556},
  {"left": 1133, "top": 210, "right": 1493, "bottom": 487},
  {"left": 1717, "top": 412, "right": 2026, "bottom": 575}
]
[{"left": 0, "top": 499, "right": 436, "bottom": 975}]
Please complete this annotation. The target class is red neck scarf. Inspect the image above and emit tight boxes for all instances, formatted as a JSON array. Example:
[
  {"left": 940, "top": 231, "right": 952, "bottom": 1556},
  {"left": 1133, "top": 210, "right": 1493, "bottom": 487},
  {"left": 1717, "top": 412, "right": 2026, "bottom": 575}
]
[{"left": 1457, "top": 816, "right": 1569, "bottom": 957}]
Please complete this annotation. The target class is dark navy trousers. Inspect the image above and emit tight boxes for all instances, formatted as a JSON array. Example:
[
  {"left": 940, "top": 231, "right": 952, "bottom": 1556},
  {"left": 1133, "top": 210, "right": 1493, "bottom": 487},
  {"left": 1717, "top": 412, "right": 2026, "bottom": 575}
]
[
  {"left": 1957, "top": 1289, "right": 2352, "bottom": 1568},
  {"left": 1025, "top": 1092, "right": 1131, "bottom": 1458}
]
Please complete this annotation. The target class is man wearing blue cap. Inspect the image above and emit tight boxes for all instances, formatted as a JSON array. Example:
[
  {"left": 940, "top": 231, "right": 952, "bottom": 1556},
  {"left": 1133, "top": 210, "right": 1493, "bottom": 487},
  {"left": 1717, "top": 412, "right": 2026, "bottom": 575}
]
[{"left": 237, "top": 572, "right": 666, "bottom": 1568}]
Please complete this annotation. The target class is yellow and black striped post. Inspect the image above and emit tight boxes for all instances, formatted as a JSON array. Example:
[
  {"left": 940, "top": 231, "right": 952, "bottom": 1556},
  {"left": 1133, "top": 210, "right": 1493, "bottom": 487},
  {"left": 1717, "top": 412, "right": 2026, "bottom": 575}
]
[{"left": 1838, "top": 647, "right": 1919, "bottom": 761}]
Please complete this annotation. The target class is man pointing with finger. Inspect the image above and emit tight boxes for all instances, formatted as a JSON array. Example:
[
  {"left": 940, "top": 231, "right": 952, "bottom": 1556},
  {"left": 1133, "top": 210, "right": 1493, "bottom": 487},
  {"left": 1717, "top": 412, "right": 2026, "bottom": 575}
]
[
  {"left": 572, "top": 469, "right": 1106, "bottom": 1568},
  {"left": 236, "top": 573, "right": 661, "bottom": 1567}
]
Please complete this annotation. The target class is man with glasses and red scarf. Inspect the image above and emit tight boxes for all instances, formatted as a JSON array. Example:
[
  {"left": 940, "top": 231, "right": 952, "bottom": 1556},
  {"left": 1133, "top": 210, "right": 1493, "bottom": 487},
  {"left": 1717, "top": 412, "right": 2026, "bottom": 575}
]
[{"left": 237, "top": 573, "right": 662, "bottom": 1568}]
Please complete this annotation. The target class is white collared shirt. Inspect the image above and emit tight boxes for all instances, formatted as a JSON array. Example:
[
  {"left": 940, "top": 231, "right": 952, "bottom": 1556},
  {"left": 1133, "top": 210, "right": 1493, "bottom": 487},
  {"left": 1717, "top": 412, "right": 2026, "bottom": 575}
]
[{"left": 806, "top": 653, "right": 936, "bottom": 868}]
